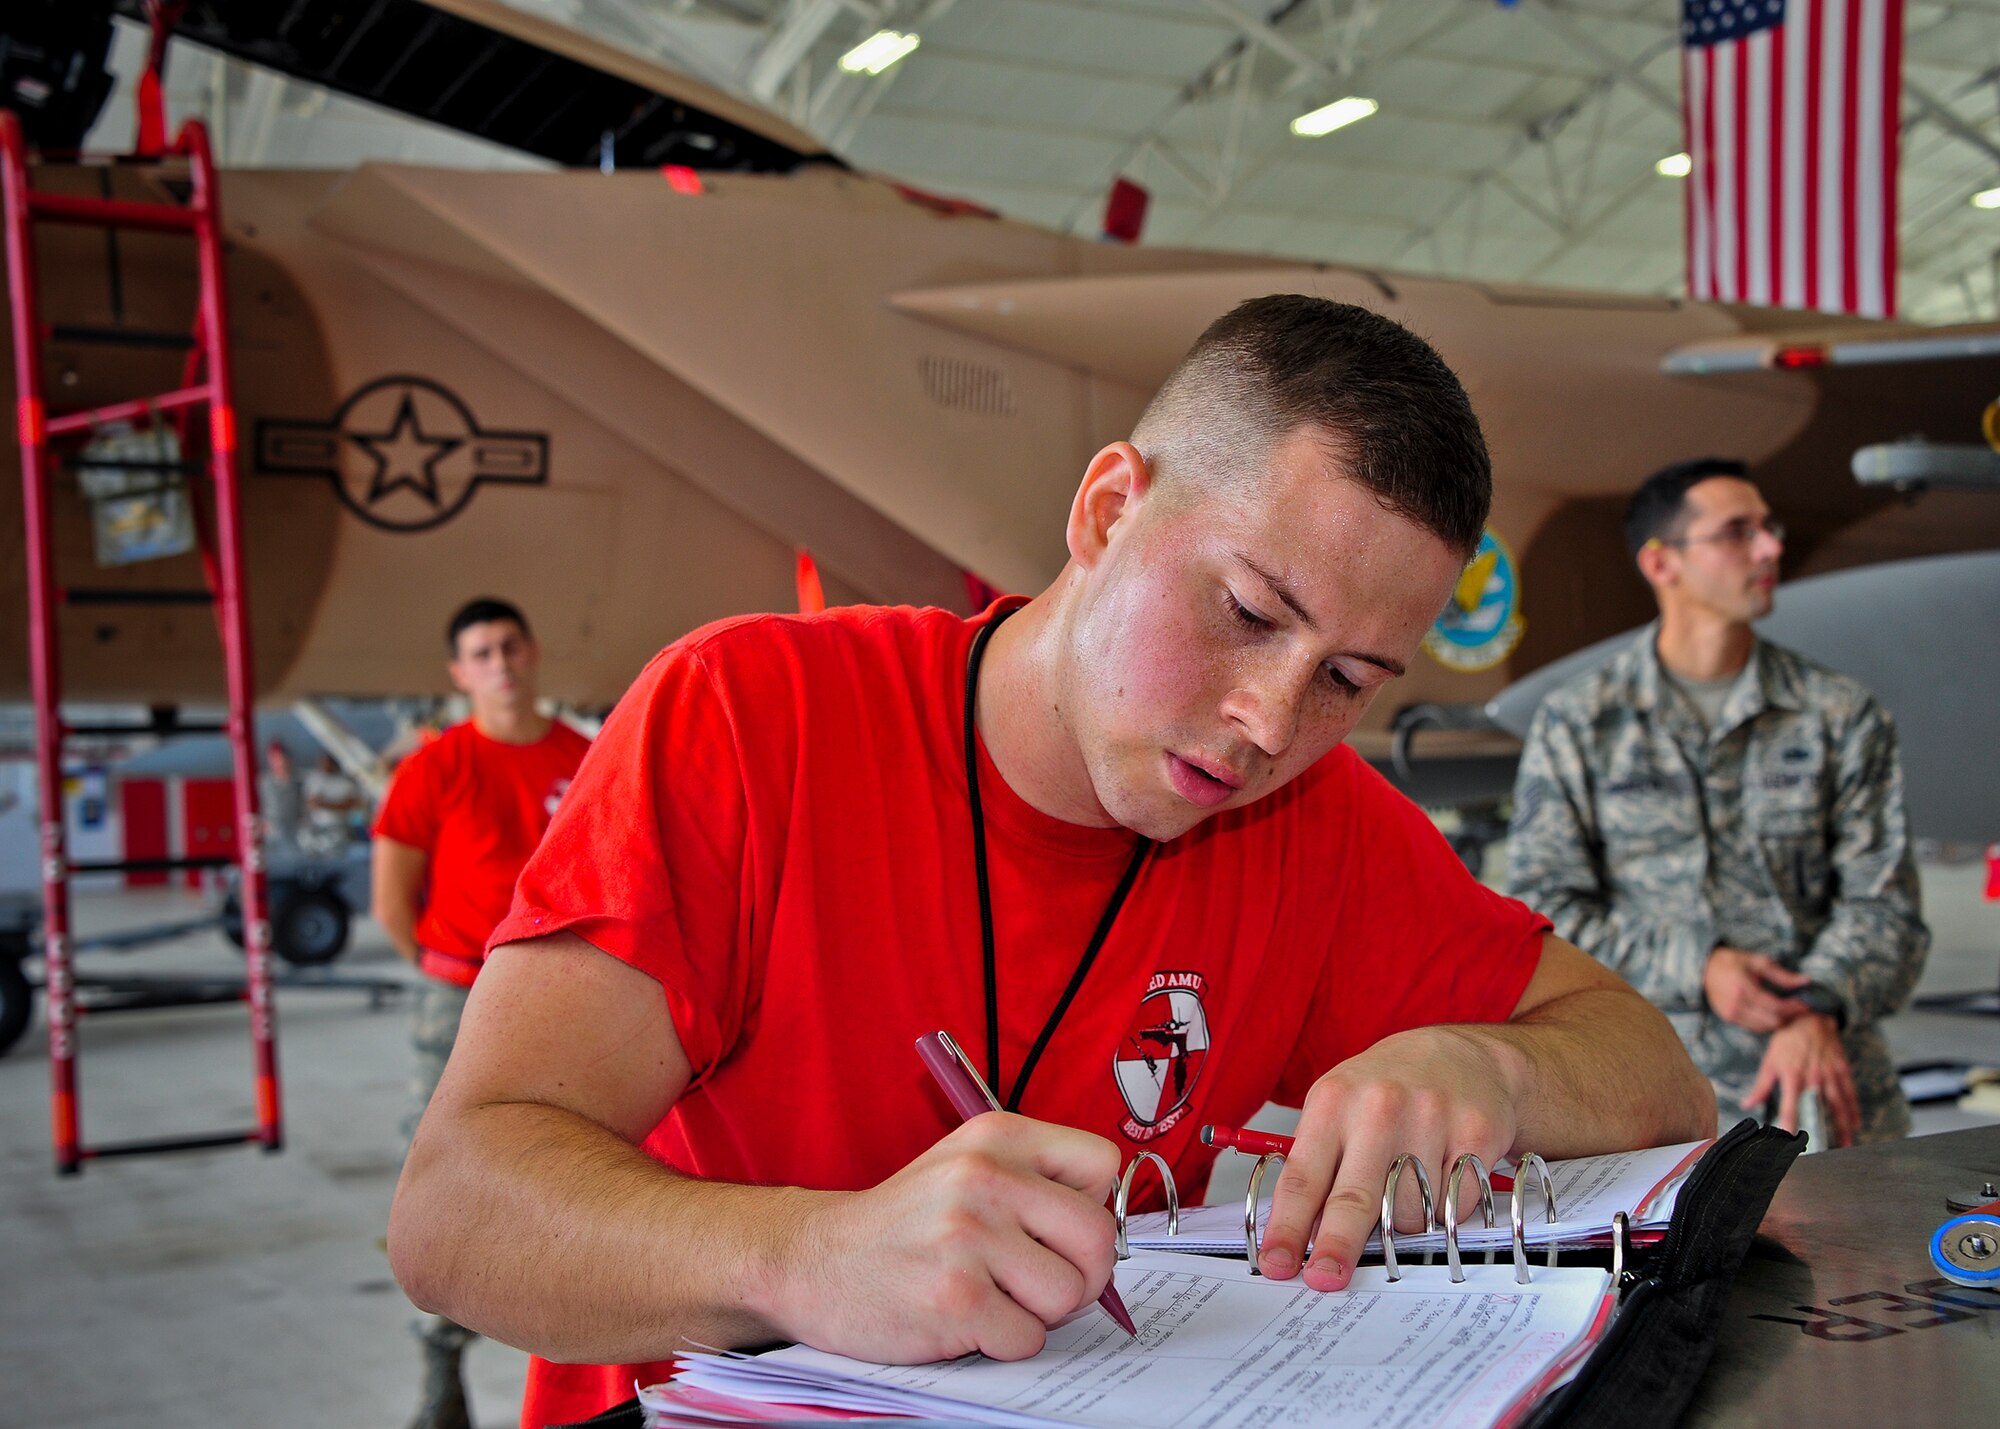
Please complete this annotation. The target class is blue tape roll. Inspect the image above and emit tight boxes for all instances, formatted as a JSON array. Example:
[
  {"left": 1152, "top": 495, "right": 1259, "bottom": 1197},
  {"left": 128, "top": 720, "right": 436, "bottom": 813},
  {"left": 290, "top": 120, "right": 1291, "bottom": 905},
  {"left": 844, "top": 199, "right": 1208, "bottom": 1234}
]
[{"left": 1930, "top": 1214, "right": 2000, "bottom": 1287}]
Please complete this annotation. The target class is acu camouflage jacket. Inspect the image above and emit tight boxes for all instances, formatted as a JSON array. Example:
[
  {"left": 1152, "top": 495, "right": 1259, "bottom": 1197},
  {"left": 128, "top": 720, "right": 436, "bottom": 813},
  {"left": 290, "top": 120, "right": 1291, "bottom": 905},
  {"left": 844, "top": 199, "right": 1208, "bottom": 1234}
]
[{"left": 1505, "top": 628, "right": 1928, "bottom": 1133}]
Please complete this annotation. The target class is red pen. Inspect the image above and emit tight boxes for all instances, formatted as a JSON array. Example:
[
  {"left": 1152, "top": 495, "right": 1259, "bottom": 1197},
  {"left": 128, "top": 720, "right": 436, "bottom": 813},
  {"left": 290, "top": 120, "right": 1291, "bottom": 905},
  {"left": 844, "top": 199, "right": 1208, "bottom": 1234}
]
[
  {"left": 916, "top": 1031, "right": 1138, "bottom": 1337},
  {"left": 1202, "top": 1124, "right": 1519, "bottom": 1190},
  {"left": 1200, "top": 1124, "right": 1294, "bottom": 1157}
]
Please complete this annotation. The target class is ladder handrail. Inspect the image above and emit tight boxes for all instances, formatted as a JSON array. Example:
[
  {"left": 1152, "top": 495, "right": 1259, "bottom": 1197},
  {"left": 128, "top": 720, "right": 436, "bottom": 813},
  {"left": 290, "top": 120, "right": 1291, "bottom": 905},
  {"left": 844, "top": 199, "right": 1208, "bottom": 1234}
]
[
  {"left": 183, "top": 117, "right": 282, "bottom": 1152},
  {"left": 1, "top": 109, "right": 82, "bottom": 1171},
  {"left": 0, "top": 108, "right": 283, "bottom": 1171}
]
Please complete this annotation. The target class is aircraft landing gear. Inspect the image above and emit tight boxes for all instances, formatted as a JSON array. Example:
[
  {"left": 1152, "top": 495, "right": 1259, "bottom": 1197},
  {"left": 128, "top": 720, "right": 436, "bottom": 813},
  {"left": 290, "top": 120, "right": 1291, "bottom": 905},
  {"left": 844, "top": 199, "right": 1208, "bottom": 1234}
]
[{"left": 0, "top": 934, "right": 32, "bottom": 1059}]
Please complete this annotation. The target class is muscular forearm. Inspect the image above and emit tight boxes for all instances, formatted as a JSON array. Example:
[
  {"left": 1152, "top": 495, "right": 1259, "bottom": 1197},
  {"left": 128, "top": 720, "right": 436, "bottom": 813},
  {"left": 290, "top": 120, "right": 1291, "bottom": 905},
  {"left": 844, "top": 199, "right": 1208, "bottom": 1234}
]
[
  {"left": 391, "top": 1094, "right": 1126, "bottom": 1368},
  {"left": 377, "top": 906, "right": 423, "bottom": 966},
  {"left": 370, "top": 837, "right": 430, "bottom": 967},
  {"left": 390, "top": 1098, "right": 812, "bottom": 1363},
  {"left": 1467, "top": 984, "right": 1715, "bottom": 1157},
  {"left": 1528, "top": 893, "right": 1713, "bottom": 1011}
]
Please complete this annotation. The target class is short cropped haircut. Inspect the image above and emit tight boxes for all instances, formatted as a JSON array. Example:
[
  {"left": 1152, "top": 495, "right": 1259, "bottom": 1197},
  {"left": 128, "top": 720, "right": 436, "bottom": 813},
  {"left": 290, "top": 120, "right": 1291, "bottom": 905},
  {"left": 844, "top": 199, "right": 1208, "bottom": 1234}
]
[
  {"left": 446, "top": 597, "right": 531, "bottom": 655},
  {"left": 1131, "top": 295, "right": 1491, "bottom": 558},
  {"left": 1623, "top": 457, "right": 1751, "bottom": 561}
]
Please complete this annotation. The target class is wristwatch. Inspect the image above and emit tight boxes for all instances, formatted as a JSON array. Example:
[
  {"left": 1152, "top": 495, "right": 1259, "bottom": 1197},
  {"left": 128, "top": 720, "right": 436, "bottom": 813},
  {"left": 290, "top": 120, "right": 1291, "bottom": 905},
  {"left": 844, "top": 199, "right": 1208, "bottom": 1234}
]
[{"left": 1792, "top": 981, "right": 1847, "bottom": 1029}]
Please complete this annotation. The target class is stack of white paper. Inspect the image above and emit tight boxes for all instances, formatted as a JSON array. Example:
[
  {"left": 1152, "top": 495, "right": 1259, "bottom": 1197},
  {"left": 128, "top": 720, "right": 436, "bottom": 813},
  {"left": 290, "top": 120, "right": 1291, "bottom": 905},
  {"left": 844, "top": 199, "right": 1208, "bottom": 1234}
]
[
  {"left": 643, "top": 1249, "right": 1616, "bottom": 1429},
  {"left": 1123, "top": 1139, "right": 1707, "bottom": 1258}
]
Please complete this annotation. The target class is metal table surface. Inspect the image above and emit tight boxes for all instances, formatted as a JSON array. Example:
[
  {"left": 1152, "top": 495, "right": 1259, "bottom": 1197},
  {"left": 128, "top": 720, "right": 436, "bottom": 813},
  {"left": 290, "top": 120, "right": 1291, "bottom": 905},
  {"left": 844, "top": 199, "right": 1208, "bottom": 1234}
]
[{"left": 1684, "top": 1124, "right": 2000, "bottom": 1426}]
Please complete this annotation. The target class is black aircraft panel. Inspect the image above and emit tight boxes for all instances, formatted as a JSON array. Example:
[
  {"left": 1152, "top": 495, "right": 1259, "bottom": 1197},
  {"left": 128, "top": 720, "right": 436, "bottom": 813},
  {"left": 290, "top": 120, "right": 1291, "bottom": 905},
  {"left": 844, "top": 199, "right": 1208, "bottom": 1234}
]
[{"left": 102, "top": 0, "right": 828, "bottom": 173}]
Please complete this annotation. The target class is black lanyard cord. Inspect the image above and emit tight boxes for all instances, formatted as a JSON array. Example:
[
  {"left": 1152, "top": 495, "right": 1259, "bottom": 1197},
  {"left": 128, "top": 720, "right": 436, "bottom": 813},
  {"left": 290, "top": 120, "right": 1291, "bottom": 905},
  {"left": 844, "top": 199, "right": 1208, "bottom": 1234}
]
[{"left": 963, "top": 607, "right": 1151, "bottom": 1112}]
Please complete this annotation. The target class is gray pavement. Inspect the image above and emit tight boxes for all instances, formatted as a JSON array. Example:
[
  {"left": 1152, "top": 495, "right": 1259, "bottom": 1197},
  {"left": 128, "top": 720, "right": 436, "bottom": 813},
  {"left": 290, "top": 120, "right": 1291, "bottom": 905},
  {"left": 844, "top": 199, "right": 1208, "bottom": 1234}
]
[{"left": 0, "top": 892, "right": 529, "bottom": 1429}]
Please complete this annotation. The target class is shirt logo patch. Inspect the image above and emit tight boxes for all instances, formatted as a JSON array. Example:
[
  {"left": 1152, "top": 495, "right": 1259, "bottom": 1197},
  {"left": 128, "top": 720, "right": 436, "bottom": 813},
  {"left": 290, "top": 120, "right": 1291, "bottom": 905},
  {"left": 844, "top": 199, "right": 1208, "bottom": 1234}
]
[
  {"left": 544, "top": 777, "right": 572, "bottom": 819},
  {"left": 1114, "top": 971, "right": 1210, "bottom": 1143},
  {"left": 1604, "top": 774, "right": 1671, "bottom": 796}
]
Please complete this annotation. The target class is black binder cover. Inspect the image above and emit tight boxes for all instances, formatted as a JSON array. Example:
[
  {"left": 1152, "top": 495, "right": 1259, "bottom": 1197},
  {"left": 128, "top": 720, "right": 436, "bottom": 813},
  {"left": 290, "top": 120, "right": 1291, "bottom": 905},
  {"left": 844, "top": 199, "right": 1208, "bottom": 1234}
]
[{"left": 1523, "top": 1120, "right": 1807, "bottom": 1429}]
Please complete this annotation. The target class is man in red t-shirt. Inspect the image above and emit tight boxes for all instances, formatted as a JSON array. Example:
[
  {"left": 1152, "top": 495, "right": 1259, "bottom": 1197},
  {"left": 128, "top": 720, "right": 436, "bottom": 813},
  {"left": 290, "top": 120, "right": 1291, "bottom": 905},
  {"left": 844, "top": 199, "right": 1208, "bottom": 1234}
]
[
  {"left": 390, "top": 299, "right": 1714, "bottom": 1428},
  {"left": 372, "top": 597, "right": 590, "bottom": 1429}
]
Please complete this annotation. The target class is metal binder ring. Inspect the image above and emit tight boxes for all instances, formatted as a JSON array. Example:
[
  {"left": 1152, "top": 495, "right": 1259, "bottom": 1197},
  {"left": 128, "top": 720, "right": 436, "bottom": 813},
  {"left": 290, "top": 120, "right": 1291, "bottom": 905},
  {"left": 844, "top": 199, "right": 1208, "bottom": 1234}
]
[
  {"left": 1243, "top": 1153, "right": 1285, "bottom": 1272},
  {"left": 1611, "top": 1211, "right": 1631, "bottom": 1288},
  {"left": 1509, "top": 1152, "right": 1558, "bottom": 1285},
  {"left": 1380, "top": 1153, "right": 1436, "bottom": 1282},
  {"left": 1444, "top": 1153, "right": 1496, "bottom": 1284},
  {"left": 1114, "top": 1151, "right": 1179, "bottom": 1260}
]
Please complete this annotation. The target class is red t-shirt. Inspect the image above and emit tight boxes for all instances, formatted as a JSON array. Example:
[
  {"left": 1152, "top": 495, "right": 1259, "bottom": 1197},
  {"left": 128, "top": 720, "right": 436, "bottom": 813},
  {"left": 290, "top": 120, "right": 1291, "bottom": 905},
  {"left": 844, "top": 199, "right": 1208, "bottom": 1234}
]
[
  {"left": 373, "top": 719, "right": 591, "bottom": 987},
  {"left": 492, "top": 604, "right": 1549, "bottom": 1427}
]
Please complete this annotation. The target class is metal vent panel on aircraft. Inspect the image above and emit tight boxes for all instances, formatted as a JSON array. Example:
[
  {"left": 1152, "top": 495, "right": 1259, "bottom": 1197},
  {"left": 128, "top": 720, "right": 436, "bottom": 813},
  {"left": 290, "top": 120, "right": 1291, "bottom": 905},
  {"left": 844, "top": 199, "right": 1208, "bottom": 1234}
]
[{"left": 918, "top": 356, "right": 1017, "bottom": 418}]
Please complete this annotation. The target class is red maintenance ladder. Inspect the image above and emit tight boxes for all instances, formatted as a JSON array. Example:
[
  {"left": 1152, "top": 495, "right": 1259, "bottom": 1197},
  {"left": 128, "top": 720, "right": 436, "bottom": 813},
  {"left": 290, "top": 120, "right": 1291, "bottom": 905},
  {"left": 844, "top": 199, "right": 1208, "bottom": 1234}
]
[{"left": 0, "top": 107, "right": 282, "bottom": 1174}]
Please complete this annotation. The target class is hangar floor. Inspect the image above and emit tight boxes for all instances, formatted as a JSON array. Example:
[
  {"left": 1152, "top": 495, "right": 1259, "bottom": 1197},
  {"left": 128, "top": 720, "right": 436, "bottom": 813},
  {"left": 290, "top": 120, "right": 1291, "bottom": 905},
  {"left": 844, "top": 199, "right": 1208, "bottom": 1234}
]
[{"left": 2, "top": 862, "right": 1996, "bottom": 1429}]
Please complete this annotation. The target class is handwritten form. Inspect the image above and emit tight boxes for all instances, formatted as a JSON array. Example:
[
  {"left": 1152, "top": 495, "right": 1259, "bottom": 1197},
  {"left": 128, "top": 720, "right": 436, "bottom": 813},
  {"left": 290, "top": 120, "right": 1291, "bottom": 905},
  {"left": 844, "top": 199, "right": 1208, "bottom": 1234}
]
[
  {"left": 653, "top": 1250, "right": 1614, "bottom": 1429},
  {"left": 1123, "top": 1139, "right": 1708, "bottom": 1257}
]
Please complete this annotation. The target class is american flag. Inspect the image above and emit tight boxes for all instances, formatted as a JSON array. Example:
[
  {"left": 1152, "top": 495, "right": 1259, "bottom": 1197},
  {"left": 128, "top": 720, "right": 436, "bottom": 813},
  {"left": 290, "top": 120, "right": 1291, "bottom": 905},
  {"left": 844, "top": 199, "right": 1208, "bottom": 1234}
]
[{"left": 1681, "top": 0, "right": 1904, "bottom": 317}]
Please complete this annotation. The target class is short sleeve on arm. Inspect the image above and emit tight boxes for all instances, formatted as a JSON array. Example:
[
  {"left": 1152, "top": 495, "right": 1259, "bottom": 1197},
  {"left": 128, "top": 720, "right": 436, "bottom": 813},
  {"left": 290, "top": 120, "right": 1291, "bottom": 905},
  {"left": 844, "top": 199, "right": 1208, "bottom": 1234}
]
[
  {"left": 1273, "top": 761, "right": 1550, "bottom": 1105},
  {"left": 488, "top": 644, "right": 759, "bottom": 1084},
  {"left": 372, "top": 746, "right": 442, "bottom": 850}
]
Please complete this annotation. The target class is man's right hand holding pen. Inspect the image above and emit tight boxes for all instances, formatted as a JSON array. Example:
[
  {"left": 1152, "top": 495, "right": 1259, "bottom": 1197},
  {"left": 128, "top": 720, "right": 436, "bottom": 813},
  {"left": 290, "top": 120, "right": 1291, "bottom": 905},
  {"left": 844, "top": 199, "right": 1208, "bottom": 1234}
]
[{"left": 781, "top": 1111, "right": 1127, "bottom": 1363}]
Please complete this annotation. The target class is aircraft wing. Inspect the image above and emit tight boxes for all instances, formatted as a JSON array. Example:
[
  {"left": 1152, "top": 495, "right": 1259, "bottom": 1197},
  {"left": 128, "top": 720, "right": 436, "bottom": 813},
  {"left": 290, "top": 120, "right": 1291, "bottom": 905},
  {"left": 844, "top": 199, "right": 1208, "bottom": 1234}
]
[
  {"left": 891, "top": 268, "right": 1819, "bottom": 501},
  {"left": 1661, "top": 318, "right": 2000, "bottom": 375}
]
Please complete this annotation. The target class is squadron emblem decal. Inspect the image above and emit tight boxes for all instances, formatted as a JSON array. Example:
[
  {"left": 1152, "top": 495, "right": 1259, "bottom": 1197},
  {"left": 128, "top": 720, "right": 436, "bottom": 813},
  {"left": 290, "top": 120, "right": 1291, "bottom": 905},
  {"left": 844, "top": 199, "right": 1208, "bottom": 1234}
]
[
  {"left": 1422, "top": 525, "right": 1525, "bottom": 673},
  {"left": 1114, "top": 971, "right": 1210, "bottom": 1143},
  {"left": 255, "top": 377, "right": 548, "bottom": 532}
]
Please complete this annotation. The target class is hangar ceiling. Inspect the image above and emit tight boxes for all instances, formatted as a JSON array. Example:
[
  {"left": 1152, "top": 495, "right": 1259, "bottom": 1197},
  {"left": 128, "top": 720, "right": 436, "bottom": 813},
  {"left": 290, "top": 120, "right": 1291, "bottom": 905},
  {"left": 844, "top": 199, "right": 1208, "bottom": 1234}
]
[{"left": 89, "top": 0, "right": 2000, "bottom": 324}]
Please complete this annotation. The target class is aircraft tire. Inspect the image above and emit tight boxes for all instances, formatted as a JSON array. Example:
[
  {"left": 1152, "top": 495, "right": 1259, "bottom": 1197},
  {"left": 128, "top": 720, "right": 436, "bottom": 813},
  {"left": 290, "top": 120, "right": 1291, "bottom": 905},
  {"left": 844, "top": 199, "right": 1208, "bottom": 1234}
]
[
  {"left": 220, "top": 892, "right": 246, "bottom": 949},
  {"left": 273, "top": 888, "right": 350, "bottom": 968},
  {"left": 0, "top": 947, "right": 31, "bottom": 1059}
]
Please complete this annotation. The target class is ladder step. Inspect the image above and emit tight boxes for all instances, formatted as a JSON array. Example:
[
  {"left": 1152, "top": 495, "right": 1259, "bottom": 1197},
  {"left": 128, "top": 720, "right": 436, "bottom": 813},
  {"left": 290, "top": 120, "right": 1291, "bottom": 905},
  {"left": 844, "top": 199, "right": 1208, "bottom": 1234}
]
[
  {"left": 64, "top": 587, "right": 214, "bottom": 606},
  {"left": 83, "top": 1131, "right": 262, "bottom": 1161},
  {"left": 49, "top": 323, "right": 195, "bottom": 351},
  {"left": 45, "top": 385, "right": 210, "bottom": 439},
  {"left": 63, "top": 719, "right": 228, "bottom": 738},
  {"left": 71, "top": 855, "right": 235, "bottom": 875},
  {"left": 69, "top": 457, "right": 205, "bottom": 475},
  {"left": 28, "top": 190, "right": 200, "bottom": 234},
  {"left": 75, "top": 980, "right": 245, "bottom": 1014}
]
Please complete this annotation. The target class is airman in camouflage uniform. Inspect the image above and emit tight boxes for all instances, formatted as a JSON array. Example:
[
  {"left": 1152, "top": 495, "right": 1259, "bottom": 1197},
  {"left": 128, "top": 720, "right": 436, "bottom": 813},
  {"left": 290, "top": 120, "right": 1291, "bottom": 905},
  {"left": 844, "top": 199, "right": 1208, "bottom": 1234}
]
[{"left": 1506, "top": 460, "right": 1927, "bottom": 1146}]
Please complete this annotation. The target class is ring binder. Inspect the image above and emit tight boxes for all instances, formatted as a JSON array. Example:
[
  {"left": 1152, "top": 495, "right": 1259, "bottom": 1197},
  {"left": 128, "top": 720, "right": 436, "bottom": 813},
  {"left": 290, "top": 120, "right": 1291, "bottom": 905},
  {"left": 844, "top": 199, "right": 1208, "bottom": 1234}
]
[
  {"left": 1444, "top": 1153, "right": 1495, "bottom": 1283},
  {"left": 1113, "top": 1151, "right": 1178, "bottom": 1260},
  {"left": 1242, "top": 1153, "right": 1285, "bottom": 1272},
  {"left": 1380, "top": 1152, "right": 1436, "bottom": 1282},
  {"left": 1114, "top": 1137, "right": 1709, "bottom": 1288},
  {"left": 641, "top": 1125, "right": 1805, "bottom": 1429},
  {"left": 1510, "top": 1152, "right": 1558, "bottom": 1284}
]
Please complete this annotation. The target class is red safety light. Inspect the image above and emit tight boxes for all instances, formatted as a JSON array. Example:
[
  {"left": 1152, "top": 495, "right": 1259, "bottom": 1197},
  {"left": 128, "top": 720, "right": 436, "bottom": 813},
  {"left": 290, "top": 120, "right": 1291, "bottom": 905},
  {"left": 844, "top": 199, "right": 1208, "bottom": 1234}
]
[
  {"left": 17, "top": 394, "right": 44, "bottom": 447},
  {"left": 660, "top": 165, "right": 705, "bottom": 195},
  {"left": 1772, "top": 344, "right": 1828, "bottom": 369},
  {"left": 795, "top": 548, "right": 826, "bottom": 614},
  {"left": 1102, "top": 177, "right": 1150, "bottom": 244}
]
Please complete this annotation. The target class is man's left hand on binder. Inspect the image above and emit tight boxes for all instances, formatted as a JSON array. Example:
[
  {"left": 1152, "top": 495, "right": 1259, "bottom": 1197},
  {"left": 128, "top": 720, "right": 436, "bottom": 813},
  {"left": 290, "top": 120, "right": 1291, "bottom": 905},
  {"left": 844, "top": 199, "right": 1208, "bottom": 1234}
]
[{"left": 1252, "top": 935, "right": 1716, "bottom": 1291}]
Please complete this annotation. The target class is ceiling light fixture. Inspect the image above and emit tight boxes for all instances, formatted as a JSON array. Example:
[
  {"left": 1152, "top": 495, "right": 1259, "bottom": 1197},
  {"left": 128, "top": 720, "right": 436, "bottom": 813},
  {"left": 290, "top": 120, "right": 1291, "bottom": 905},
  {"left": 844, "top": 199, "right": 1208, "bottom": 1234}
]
[
  {"left": 1973, "top": 185, "right": 2000, "bottom": 210},
  {"left": 840, "top": 30, "right": 920, "bottom": 76},
  {"left": 1291, "top": 96, "right": 1378, "bottom": 137},
  {"left": 1656, "top": 152, "right": 1693, "bottom": 178}
]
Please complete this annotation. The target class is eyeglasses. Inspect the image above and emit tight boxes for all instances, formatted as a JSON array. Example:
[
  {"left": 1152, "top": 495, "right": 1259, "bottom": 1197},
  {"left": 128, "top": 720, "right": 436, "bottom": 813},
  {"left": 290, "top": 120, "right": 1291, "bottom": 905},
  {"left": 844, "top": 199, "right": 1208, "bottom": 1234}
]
[{"left": 1658, "top": 516, "right": 1786, "bottom": 551}]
